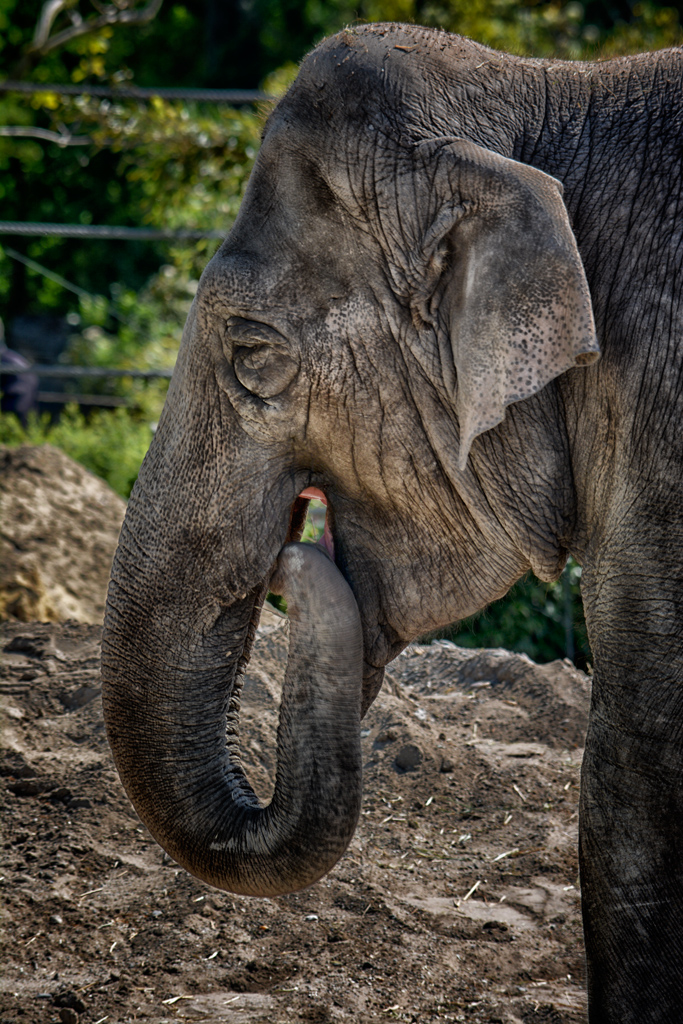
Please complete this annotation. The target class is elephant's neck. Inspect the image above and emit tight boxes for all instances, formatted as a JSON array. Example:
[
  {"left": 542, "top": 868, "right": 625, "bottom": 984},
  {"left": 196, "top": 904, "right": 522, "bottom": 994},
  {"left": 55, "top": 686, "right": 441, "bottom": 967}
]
[{"left": 514, "top": 50, "right": 683, "bottom": 222}]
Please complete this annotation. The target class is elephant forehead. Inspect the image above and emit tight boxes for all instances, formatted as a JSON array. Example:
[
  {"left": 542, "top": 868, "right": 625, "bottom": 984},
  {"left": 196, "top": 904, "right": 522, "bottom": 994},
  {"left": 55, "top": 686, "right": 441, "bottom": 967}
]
[
  {"left": 198, "top": 250, "right": 270, "bottom": 315},
  {"left": 262, "top": 94, "right": 387, "bottom": 213},
  {"left": 199, "top": 180, "right": 377, "bottom": 328}
]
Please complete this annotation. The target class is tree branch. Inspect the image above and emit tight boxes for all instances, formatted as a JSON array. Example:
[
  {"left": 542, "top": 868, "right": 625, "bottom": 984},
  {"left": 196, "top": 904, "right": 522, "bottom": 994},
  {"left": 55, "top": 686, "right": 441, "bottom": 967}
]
[
  {"left": 32, "top": 0, "right": 76, "bottom": 51},
  {"left": 0, "top": 125, "right": 91, "bottom": 146},
  {"left": 28, "top": 0, "right": 164, "bottom": 57}
]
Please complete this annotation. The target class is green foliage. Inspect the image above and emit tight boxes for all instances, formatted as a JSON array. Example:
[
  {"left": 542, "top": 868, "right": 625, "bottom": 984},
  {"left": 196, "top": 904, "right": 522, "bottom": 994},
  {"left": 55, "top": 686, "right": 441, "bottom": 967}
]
[
  {"left": 0, "top": 1, "right": 262, "bottom": 316},
  {"left": 57, "top": 95, "right": 260, "bottom": 232},
  {"left": 360, "top": 0, "right": 682, "bottom": 60},
  {"left": 0, "top": 406, "right": 153, "bottom": 498},
  {"left": 0, "top": 96, "right": 260, "bottom": 316},
  {"left": 60, "top": 258, "right": 207, "bottom": 420},
  {"left": 433, "top": 560, "right": 591, "bottom": 668}
]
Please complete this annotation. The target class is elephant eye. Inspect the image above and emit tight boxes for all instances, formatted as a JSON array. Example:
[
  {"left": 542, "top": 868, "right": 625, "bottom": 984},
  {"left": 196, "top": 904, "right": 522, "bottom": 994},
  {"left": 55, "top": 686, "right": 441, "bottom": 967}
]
[
  {"left": 227, "top": 318, "right": 299, "bottom": 400},
  {"left": 236, "top": 345, "right": 270, "bottom": 373},
  {"left": 234, "top": 344, "right": 299, "bottom": 398}
]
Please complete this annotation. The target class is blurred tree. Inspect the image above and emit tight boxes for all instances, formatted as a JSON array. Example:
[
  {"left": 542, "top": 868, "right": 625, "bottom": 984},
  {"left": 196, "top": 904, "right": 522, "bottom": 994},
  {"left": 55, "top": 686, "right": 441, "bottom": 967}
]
[
  {"left": 432, "top": 559, "right": 591, "bottom": 669},
  {"left": 10, "top": 0, "right": 163, "bottom": 79},
  {"left": 361, "top": 0, "right": 682, "bottom": 60},
  {"left": 0, "top": 0, "right": 262, "bottom": 334}
]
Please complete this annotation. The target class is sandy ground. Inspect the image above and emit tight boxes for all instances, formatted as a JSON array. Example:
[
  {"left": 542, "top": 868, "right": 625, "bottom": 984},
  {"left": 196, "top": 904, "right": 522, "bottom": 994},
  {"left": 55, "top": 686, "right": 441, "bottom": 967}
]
[
  {"left": 1, "top": 612, "right": 590, "bottom": 1024},
  {"left": 0, "top": 446, "right": 125, "bottom": 624}
]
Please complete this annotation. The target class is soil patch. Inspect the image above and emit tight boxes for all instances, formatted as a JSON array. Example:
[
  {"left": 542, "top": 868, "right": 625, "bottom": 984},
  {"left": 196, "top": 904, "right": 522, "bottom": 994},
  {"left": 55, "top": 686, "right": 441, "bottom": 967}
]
[
  {"left": 1, "top": 616, "right": 590, "bottom": 1023},
  {"left": 0, "top": 445, "right": 125, "bottom": 624}
]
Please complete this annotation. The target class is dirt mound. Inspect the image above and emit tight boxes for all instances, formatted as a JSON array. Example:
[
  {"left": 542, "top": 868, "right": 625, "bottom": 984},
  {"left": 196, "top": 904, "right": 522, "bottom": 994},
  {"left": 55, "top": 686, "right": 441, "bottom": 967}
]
[
  {"left": 1, "top": 617, "right": 590, "bottom": 1023},
  {"left": 0, "top": 446, "right": 125, "bottom": 624}
]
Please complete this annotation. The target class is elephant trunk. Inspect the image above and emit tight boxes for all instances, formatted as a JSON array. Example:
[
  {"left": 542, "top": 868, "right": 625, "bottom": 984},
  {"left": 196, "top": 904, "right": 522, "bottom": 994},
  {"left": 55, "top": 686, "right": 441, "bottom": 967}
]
[{"left": 102, "top": 536, "right": 363, "bottom": 896}]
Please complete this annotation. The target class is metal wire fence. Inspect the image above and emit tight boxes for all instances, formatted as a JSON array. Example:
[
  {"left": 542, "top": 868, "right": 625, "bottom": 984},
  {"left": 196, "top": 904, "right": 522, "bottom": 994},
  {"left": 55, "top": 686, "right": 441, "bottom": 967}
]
[{"left": 0, "top": 222, "right": 224, "bottom": 240}]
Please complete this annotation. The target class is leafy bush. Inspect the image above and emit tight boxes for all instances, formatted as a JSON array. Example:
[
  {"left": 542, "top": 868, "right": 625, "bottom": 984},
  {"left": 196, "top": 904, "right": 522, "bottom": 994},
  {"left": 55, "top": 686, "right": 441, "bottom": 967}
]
[
  {"left": 0, "top": 406, "right": 152, "bottom": 499},
  {"left": 59, "top": 258, "right": 200, "bottom": 420},
  {"left": 360, "top": 0, "right": 681, "bottom": 60},
  {"left": 433, "top": 560, "right": 590, "bottom": 669}
]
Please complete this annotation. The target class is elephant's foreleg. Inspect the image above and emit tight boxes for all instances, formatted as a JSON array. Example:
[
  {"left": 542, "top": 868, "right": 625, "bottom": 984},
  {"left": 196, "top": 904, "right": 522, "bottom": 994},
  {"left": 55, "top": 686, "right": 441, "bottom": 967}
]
[{"left": 579, "top": 624, "right": 683, "bottom": 1021}]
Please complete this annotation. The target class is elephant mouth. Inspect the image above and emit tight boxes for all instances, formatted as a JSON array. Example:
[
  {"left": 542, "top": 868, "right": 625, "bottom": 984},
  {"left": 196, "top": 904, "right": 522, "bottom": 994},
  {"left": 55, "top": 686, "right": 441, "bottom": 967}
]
[
  {"left": 273, "top": 486, "right": 397, "bottom": 717},
  {"left": 298, "top": 486, "right": 335, "bottom": 560}
]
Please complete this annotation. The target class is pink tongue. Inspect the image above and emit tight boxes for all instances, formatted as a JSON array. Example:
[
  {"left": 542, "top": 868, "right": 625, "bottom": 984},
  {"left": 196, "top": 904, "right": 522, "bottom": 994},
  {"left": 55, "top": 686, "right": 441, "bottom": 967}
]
[
  {"left": 299, "top": 487, "right": 327, "bottom": 505},
  {"left": 298, "top": 488, "right": 335, "bottom": 560}
]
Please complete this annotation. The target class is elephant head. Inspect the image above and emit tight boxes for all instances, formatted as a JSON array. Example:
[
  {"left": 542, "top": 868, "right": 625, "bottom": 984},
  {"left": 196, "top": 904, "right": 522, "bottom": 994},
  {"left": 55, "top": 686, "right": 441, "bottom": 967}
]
[{"left": 102, "top": 26, "right": 598, "bottom": 896}]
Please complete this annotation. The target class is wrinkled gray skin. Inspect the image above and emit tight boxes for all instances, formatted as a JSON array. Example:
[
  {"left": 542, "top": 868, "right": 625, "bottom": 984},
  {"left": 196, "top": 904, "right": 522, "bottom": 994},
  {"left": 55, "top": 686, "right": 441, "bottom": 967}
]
[{"left": 102, "top": 24, "right": 683, "bottom": 1023}]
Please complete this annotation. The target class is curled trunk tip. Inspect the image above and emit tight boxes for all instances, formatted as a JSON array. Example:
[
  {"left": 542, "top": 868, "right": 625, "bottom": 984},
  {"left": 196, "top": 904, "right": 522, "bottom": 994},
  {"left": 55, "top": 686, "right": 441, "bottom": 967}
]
[{"left": 103, "top": 541, "right": 364, "bottom": 896}]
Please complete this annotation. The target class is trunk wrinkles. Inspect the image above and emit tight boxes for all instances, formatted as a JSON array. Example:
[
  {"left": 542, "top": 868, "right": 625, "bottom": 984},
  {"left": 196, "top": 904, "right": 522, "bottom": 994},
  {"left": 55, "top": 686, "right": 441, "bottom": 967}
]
[{"left": 102, "top": 541, "right": 364, "bottom": 896}]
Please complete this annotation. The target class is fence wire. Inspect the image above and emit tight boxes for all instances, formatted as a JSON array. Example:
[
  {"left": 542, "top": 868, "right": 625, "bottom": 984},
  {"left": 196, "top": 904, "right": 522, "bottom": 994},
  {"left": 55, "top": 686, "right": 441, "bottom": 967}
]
[
  {"left": 0, "top": 222, "right": 224, "bottom": 240},
  {"left": 0, "top": 80, "right": 271, "bottom": 104}
]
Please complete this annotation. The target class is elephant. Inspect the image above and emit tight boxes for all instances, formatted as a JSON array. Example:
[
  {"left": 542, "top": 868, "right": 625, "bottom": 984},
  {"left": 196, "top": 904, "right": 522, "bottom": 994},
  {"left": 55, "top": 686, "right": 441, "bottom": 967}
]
[{"left": 101, "top": 23, "right": 683, "bottom": 1024}]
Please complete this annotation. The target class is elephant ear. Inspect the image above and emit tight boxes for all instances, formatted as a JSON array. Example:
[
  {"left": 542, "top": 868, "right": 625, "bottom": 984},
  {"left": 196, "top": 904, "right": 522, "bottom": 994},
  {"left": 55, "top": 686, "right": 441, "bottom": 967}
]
[{"left": 411, "top": 138, "right": 599, "bottom": 470}]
